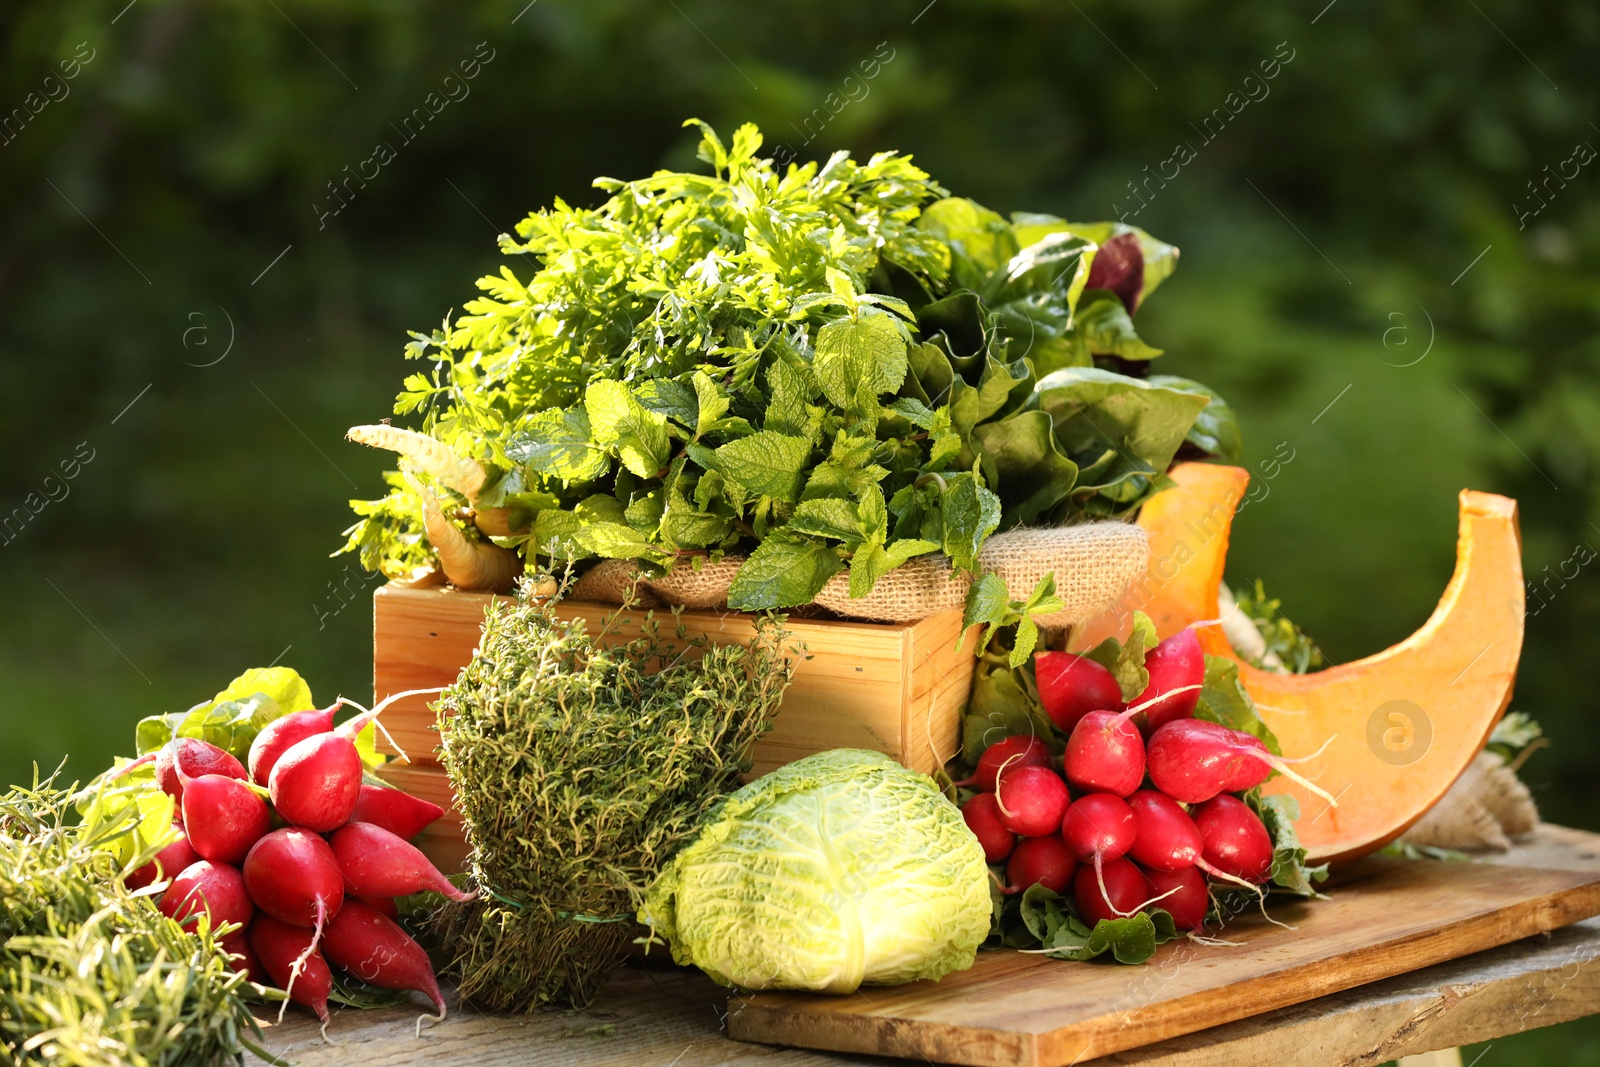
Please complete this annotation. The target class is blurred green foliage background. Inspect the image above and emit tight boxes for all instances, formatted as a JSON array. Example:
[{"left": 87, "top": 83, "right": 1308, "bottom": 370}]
[{"left": 2, "top": 0, "right": 1598, "bottom": 1051}]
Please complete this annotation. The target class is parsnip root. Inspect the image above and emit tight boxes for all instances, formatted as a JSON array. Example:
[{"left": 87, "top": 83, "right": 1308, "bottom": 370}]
[
  {"left": 347, "top": 424, "right": 489, "bottom": 502},
  {"left": 421, "top": 490, "right": 522, "bottom": 593}
]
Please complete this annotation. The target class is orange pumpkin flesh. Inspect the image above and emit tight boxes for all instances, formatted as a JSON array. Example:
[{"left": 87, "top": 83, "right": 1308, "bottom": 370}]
[{"left": 1071, "top": 463, "right": 1525, "bottom": 865}]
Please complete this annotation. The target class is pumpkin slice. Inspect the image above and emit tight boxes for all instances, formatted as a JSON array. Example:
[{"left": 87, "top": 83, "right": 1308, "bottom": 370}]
[{"left": 1072, "top": 463, "right": 1525, "bottom": 864}]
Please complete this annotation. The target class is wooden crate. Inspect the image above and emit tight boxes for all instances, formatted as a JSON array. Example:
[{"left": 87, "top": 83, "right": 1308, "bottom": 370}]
[{"left": 370, "top": 582, "right": 976, "bottom": 870}]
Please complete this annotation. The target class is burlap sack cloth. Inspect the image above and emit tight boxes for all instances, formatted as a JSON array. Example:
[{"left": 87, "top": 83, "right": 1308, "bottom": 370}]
[{"left": 570, "top": 522, "right": 1148, "bottom": 630}]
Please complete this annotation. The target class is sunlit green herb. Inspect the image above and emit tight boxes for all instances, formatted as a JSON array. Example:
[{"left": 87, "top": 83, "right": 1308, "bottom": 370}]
[
  {"left": 1, "top": 774, "right": 273, "bottom": 1067},
  {"left": 343, "top": 120, "right": 1232, "bottom": 612}
]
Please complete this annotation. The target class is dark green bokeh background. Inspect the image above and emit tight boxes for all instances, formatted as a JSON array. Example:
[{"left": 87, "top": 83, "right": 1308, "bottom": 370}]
[{"left": 3, "top": 0, "right": 1597, "bottom": 1054}]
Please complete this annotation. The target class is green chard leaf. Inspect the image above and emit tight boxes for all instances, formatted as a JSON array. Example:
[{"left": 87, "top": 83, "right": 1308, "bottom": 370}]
[
  {"left": 1069, "top": 290, "right": 1163, "bottom": 361},
  {"left": 1149, "top": 375, "right": 1242, "bottom": 463},
  {"left": 969, "top": 409, "right": 1080, "bottom": 527},
  {"left": 1031, "top": 367, "right": 1210, "bottom": 516}
]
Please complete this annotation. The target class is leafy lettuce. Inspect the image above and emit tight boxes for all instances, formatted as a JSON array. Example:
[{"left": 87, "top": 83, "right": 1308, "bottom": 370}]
[{"left": 79, "top": 666, "right": 340, "bottom": 863}]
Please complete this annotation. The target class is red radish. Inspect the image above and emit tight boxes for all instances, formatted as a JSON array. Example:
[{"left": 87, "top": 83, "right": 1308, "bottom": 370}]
[
  {"left": 154, "top": 739, "right": 247, "bottom": 800},
  {"left": 1073, "top": 857, "right": 1154, "bottom": 925},
  {"left": 160, "top": 860, "right": 253, "bottom": 933},
  {"left": 1063, "top": 710, "right": 1146, "bottom": 797},
  {"left": 1035, "top": 652, "right": 1124, "bottom": 733},
  {"left": 993, "top": 765, "right": 1071, "bottom": 837},
  {"left": 1221, "top": 732, "right": 1273, "bottom": 792},
  {"left": 1060, "top": 793, "right": 1137, "bottom": 863},
  {"left": 956, "top": 735, "right": 1052, "bottom": 792},
  {"left": 961, "top": 792, "right": 1016, "bottom": 863},
  {"left": 1144, "top": 865, "right": 1211, "bottom": 931},
  {"left": 126, "top": 833, "right": 201, "bottom": 890},
  {"left": 329, "top": 821, "right": 476, "bottom": 902},
  {"left": 1147, "top": 719, "right": 1337, "bottom": 806},
  {"left": 182, "top": 774, "right": 271, "bottom": 865},
  {"left": 1061, "top": 793, "right": 1137, "bottom": 913},
  {"left": 269, "top": 731, "right": 363, "bottom": 832},
  {"left": 250, "top": 915, "right": 333, "bottom": 1022},
  {"left": 1006, "top": 834, "right": 1077, "bottom": 894},
  {"left": 323, "top": 899, "right": 447, "bottom": 1018},
  {"left": 242, "top": 829, "right": 345, "bottom": 934},
  {"left": 1126, "top": 790, "right": 1264, "bottom": 893},
  {"left": 249, "top": 706, "right": 337, "bottom": 785},
  {"left": 1126, "top": 790, "right": 1207, "bottom": 872},
  {"left": 359, "top": 895, "right": 399, "bottom": 918},
  {"left": 1130, "top": 628, "right": 1205, "bottom": 734},
  {"left": 1193, "top": 795, "right": 1275, "bottom": 884},
  {"left": 221, "top": 929, "right": 271, "bottom": 985},
  {"left": 348, "top": 783, "right": 445, "bottom": 840}
]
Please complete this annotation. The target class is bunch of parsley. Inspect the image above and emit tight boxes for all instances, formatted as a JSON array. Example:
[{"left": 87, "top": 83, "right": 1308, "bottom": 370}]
[{"left": 344, "top": 119, "right": 1238, "bottom": 611}]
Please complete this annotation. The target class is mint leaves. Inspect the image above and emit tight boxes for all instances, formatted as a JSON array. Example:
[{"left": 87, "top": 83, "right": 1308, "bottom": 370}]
[
  {"left": 727, "top": 535, "right": 843, "bottom": 610},
  {"left": 814, "top": 311, "right": 909, "bottom": 420},
  {"left": 963, "top": 573, "right": 1065, "bottom": 667},
  {"left": 586, "top": 380, "right": 671, "bottom": 479}
]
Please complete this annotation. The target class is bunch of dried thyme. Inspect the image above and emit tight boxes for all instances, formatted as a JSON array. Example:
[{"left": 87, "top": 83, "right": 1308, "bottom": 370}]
[{"left": 432, "top": 582, "right": 793, "bottom": 1010}]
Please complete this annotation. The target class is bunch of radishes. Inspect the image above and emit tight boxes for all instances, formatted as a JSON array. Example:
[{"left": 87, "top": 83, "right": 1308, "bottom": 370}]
[
  {"left": 122, "top": 705, "right": 470, "bottom": 1022},
  {"left": 961, "top": 627, "right": 1328, "bottom": 934}
]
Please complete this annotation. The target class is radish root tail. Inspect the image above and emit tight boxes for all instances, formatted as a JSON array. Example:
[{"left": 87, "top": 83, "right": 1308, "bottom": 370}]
[
  {"left": 1199, "top": 862, "right": 1297, "bottom": 931},
  {"left": 1121, "top": 684, "right": 1204, "bottom": 721},
  {"left": 347, "top": 424, "right": 488, "bottom": 502},
  {"left": 280, "top": 899, "right": 328, "bottom": 1025},
  {"left": 1273, "top": 734, "right": 1337, "bottom": 765},
  {"left": 1094, "top": 855, "right": 1115, "bottom": 917},
  {"left": 1242, "top": 747, "right": 1339, "bottom": 806},
  {"left": 337, "top": 686, "right": 445, "bottom": 764},
  {"left": 1122, "top": 883, "right": 1182, "bottom": 917},
  {"left": 416, "top": 1005, "right": 447, "bottom": 1038},
  {"left": 990, "top": 752, "right": 1028, "bottom": 819},
  {"left": 107, "top": 751, "right": 157, "bottom": 783},
  {"left": 1186, "top": 931, "right": 1245, "bottom": 946}
]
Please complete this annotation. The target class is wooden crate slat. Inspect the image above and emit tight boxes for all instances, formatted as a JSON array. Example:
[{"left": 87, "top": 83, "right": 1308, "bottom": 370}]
[{"left": 372, "top": 583, "right": 978, "bottom": 871}]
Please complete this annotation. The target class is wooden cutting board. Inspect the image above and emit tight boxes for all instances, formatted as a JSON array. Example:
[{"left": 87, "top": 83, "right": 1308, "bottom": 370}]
[{"left": 727, "top": 854, "right": 1600, "bottom": 1066}]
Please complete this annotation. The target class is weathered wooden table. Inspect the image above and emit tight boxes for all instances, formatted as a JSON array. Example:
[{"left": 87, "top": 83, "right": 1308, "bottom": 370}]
[{"left": 253, "top": 826, "right": 1600, "bottom": 1066}]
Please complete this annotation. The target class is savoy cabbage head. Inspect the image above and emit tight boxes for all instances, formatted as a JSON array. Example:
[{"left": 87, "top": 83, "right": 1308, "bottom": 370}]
[{"left": 639, "top": 748, "right": 990, "bottom": 993}]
